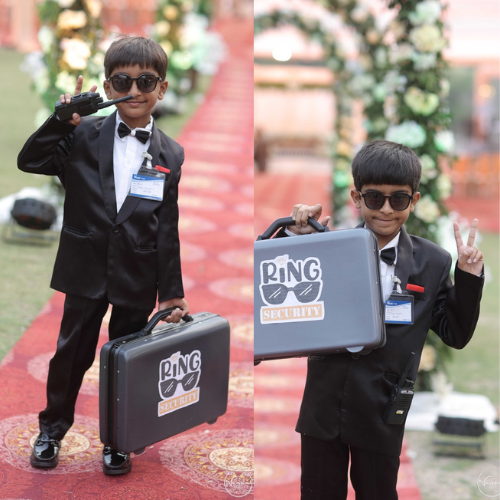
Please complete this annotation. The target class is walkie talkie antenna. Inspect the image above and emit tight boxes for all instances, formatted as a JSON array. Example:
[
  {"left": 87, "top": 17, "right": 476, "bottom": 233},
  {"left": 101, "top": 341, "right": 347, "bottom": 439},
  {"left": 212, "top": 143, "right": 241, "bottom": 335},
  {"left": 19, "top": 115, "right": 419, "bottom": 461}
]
[
  {"left": 98, "top": 94, "right": 134, "bottom": 109},
  {"left": 398, "top": 352, "right": 415, "bottom": 388}
]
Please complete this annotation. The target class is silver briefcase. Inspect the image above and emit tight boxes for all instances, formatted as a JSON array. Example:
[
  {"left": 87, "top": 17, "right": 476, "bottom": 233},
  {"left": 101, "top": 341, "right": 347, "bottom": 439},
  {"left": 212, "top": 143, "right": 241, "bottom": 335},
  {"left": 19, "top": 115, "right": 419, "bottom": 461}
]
[{"left": 254, "top": 217, "right": 385, "bottom": 363}]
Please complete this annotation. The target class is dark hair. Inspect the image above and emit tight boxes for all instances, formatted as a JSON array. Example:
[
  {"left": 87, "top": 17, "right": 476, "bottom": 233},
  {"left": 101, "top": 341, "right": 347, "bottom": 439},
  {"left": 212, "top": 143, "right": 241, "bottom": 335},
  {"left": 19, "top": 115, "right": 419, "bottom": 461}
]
[
  {"left": 351, "top": 140, "right": 422, "bottom": 193},
  {"left": 104, "top": 36, "right": 168, "bottom": 80}
]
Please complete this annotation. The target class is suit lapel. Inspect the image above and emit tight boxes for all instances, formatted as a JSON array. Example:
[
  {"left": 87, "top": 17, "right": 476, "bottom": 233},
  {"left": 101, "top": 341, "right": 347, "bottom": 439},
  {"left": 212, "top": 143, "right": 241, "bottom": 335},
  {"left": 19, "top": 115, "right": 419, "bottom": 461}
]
[
  {"left": 115, "top": 121, "right": 162, "bottom": 225},
  {"left": 99, "top": 112, "right": 118, "bottom": 222},
  {"left": 394, "top": 225, "right": 414, "bottom": 290}
]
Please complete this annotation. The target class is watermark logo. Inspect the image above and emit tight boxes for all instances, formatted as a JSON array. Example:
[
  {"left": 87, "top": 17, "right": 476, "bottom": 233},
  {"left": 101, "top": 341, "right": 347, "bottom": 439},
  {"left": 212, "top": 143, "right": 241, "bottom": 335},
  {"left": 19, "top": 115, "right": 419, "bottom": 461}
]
[
  {"left": 258, "top": 254, "right": 324, "bottom": 324},
  {"left": 477, "top": 469, "right": 500, "bottom": 497},
  {"left": 224, "top": 470, "right": 254, "bottom": 497},
  {"left": 157, "top": 350, "right": 201, "bottom": 417}
]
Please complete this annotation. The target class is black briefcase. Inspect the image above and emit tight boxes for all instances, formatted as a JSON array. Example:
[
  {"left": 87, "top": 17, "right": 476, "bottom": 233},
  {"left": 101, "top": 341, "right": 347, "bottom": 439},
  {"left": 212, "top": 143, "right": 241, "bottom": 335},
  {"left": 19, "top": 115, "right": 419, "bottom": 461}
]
[{"left": 99, "top": 310, "right": 230, "bottom": 454}]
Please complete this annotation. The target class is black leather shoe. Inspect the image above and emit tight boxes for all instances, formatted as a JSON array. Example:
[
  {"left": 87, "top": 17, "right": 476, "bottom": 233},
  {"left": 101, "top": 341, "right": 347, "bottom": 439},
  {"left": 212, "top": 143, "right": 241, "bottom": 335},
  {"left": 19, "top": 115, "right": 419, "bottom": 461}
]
[
  {"left": 30, "top": 432, "right": 60, "bottom": 468},
  {"left": 102, "top": 446, "right": 132, "bottom": 475}
]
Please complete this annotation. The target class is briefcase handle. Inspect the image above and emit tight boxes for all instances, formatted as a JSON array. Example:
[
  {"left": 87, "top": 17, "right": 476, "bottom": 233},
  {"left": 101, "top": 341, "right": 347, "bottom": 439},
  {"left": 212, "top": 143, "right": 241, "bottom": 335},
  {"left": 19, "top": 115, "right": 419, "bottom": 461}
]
[
  {"left": 257, "top": 216, "right": 326, "bottom": 241},
  {"left": 139, "top": 308, "right": 194, "bottom": 337}
]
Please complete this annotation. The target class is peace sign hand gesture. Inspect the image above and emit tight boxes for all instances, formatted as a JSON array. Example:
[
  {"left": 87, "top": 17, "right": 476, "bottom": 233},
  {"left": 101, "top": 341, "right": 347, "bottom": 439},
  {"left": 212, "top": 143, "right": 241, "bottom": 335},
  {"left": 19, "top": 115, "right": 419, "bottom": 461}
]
[{"left": 454, "top": 218, "right": 484, "bottom": 275}]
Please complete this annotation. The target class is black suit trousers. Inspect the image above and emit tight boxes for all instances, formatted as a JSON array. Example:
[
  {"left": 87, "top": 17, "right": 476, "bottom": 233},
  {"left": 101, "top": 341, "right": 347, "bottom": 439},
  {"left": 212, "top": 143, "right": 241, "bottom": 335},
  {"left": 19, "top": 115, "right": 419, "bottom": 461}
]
[
  {"left": 39, "top": 294, "right": 153, "bottom": 440},
  {"left": 301, "top": 434, "right": 399, "bottom": 500}
]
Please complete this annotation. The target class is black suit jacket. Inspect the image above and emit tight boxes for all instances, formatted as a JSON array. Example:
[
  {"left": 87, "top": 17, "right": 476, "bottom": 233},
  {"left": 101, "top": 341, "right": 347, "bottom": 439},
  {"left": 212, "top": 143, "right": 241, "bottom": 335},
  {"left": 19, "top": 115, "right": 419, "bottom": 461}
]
[
  {"left": 17, "top": 112, "right": 184, "bottom": 310},
  {"left": 295, "top": 225, "right": 484, "bottom": 456}
]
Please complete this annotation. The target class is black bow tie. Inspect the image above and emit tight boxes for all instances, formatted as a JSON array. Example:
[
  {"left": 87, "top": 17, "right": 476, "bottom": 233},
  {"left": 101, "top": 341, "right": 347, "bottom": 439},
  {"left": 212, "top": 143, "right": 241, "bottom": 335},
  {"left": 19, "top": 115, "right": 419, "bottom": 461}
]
[
  {"left": 380, "top": 247, "right": 396, "bottom": 266},
  {"left": 117, "top": 122, "right": 151, "bottom": 144}
]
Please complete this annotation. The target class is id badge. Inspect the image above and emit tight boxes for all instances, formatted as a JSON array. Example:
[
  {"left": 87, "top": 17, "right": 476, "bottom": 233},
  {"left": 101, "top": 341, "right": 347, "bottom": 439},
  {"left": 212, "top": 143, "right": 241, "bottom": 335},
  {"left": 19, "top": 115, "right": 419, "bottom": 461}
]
[
  {"left": 385, "top": 293, "right": 414, "bottom": 324},
  {"left": 130, "top": 166, "right": 165, "bottom": 201}
]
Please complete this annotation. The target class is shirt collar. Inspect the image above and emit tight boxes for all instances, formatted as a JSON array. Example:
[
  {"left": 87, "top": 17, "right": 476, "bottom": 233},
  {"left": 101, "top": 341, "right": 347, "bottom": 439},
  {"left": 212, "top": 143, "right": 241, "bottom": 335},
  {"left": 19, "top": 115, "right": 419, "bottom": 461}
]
[{"left": 362, "top": 224, "right": 400, "bottom": 264}]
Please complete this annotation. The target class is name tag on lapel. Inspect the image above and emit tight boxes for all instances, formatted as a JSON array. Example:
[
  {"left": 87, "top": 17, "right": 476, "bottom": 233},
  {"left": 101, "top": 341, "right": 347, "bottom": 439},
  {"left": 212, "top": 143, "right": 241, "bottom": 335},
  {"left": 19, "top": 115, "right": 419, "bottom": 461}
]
[{"left": 130, "top": 167, "right": 165, "bottom": 201}]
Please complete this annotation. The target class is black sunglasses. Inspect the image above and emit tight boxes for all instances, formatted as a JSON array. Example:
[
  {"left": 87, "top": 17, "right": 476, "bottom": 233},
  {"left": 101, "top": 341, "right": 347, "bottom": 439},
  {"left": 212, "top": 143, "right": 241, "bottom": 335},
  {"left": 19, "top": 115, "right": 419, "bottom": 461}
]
[
  {"left": 108, "top": 73, "right": 162, "bottom": 93},
  {"left": 359, "top": 191, "right": 414, "bottom": 211},
  {"left": 261, "top": 282, "right": 321, "bottom": 305}
]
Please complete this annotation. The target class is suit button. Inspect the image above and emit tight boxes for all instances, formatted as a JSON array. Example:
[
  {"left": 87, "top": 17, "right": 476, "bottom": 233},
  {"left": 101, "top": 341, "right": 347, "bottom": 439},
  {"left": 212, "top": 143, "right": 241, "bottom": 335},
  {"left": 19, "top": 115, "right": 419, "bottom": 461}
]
[{"left": 113, "top": 225, "right": 120, "bottom": 233}]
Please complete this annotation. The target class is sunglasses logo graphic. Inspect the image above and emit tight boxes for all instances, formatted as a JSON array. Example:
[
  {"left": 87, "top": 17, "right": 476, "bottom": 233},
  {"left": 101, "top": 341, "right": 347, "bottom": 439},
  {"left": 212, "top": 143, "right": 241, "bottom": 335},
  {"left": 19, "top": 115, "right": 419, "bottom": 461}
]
[
  {"left": 261, "top": 281, "right": 321, "bottom": 305},
  {"left": 158, "top": 350, "right": 201, "bottom": 416},
  {"left": 259, "top": 255, "right": 325, "bottom": 324}
]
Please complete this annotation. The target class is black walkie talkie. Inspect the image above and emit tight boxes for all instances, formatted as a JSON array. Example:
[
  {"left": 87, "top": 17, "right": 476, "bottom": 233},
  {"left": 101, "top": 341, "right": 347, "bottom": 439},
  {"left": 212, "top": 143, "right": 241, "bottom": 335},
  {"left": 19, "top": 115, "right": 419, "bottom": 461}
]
[
  {"left": 383, "top": 352, "right": 415, "bottom": 425},
  {"left": 55, "top": 92, "right": 134, "bottom": 121}
]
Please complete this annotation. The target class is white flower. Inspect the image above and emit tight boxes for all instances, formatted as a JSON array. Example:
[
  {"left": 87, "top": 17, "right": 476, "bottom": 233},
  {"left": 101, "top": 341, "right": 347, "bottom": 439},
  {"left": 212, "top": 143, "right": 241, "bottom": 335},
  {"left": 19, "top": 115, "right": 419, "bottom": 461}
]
[
  {"left": 404, "top": 87, "right": 439, "bottom": 116},
  {"left": 58, "top": 0, "right": 75, "bottom": 7},
  {"left": 57, "top": 10, "right": 87, "bottom": 30},
  {"left": 38, "top": 26, "right": 54, "bottom": 53},
  {"left": 351, "top": 5, "right": 369, "bottom": 23},
  {"left": 383, "top": 95, "right": 398, "bottom": 122},
  {"left": 83, "top": 0, "right": 102, "bottom": 18},
  {"left": 439, "top": 78, "right": 450, "bottom": 98},
  {"left": 55, "top": 71, "right": 77, "bottom": 93},
  {"left": 374, "top": 47, "right": 387, "bottom": 68},
  {"left": 34, "top": 68, "right": 50, "bottom": 95},
  {"left": 373, "top": 83, "right": 387, "bottom": 102},
  {"left": 408, "top": 1, "right": 442, "bottom": 26},
  {"left": 414, "top": 195, "right": 440, "bottom": 223},
  {"left": 436, "top": 173, "right": 452, "bottom": 200},
  {"left": 411, "top": 52, "right": 437, "bottom": 71},
  {"left": 385, "top": 121, "right": 427, "bottom": 148},
  {"left": 154, "top": 21, "right": 171, "bottom": 38},
  {"left": 434, "top": 130, "right": 455, "bottom": 153},
  {"left": 419, "top": 154, "right": 438, "bottom": 183},
  {"left": 409, "top": 25, "right": 446, "bottom": 53},
  {"left": 389, "top": 43, "right": 414, "bottom": 64},
  {"left": 350, "top": 74, "right": 376, "bottom": 96},
  {"left": 170, "top": 51, "right": 193, "bottom": 71},
  {"left": 20, "top": 52, "right": 46, "bottom": 77},
  {"left": 60, "top": 38, "right": 91, "bottom": 70},
  {"left": 383, "top": 70, "right": 407, "bottom": 94}
]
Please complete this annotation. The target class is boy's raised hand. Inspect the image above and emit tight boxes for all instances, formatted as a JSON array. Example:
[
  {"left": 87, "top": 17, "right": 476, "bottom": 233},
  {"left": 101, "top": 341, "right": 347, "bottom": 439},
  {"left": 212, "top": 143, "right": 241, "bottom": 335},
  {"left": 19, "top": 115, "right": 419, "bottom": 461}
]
[
  {"left": 287, "top": 203, "right": 331, "bottom": 234},
  {"left": 58, "top": 75, "right": 98, "bottom": 126},
  {"left": 454, "top": 218, "right": 484, "bottom": 275}
]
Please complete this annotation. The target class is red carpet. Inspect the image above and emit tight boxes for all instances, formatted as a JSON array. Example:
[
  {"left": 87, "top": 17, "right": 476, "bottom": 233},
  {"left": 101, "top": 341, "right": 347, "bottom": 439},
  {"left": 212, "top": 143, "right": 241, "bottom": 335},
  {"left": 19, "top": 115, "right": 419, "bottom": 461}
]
[{"left": 0, "top": 16, "right": 254, "bottom": 499}]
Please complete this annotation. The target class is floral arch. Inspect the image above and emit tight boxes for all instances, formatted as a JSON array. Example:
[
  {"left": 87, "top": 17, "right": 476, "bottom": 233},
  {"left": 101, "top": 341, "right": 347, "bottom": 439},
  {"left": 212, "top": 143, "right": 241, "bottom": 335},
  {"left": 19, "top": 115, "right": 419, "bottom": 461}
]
[
  {"left": 255, "top": 0, "right": 457, "bottom": 387},
  {"left": 255, "top": 0, "right": 455, "bottom": 243}
]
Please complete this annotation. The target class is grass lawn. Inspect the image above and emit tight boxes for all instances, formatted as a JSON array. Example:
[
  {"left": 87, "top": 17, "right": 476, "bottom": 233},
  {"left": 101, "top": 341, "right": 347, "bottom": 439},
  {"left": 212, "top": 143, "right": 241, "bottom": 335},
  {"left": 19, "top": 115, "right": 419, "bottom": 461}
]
[{"left": 0, "top": 47, "right": 210, "bottom": 360}]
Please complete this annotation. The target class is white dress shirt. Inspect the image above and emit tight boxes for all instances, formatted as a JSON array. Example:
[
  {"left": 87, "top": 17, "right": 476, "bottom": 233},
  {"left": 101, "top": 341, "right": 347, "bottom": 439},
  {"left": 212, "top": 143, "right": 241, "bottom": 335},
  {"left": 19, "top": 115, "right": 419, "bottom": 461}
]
[
  {"left": 379, "top": 232, "right": 400, "bottom": 300},
  {"left": 113, "top": 115, "right": 153, "bottom": 211}
]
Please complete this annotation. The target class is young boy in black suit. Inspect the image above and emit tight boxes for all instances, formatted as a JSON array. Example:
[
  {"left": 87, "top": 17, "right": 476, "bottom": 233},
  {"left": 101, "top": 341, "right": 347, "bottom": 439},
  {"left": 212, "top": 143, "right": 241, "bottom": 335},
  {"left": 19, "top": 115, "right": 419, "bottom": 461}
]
[
  {"left": 18, "top": 36, "right": 189, "bottom": 475},
  {"left": 287, "top": 140, "right": 484, "bottom": 499}
]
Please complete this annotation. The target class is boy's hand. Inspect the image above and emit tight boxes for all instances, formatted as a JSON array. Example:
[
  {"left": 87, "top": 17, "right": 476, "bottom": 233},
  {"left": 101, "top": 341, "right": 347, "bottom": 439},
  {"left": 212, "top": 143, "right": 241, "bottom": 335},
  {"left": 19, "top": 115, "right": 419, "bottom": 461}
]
[
  {"left": 158, "top": 298, "right": 190, "bottom": 323},
  {"left": 288, "top": 204, "right": 331, "bottom": 234},
  {"left": 58, "top": 75, "right": 98, "bottom": 126},
  {"left": 454, "top": 218, "right": 484, "bottom": 275}
]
